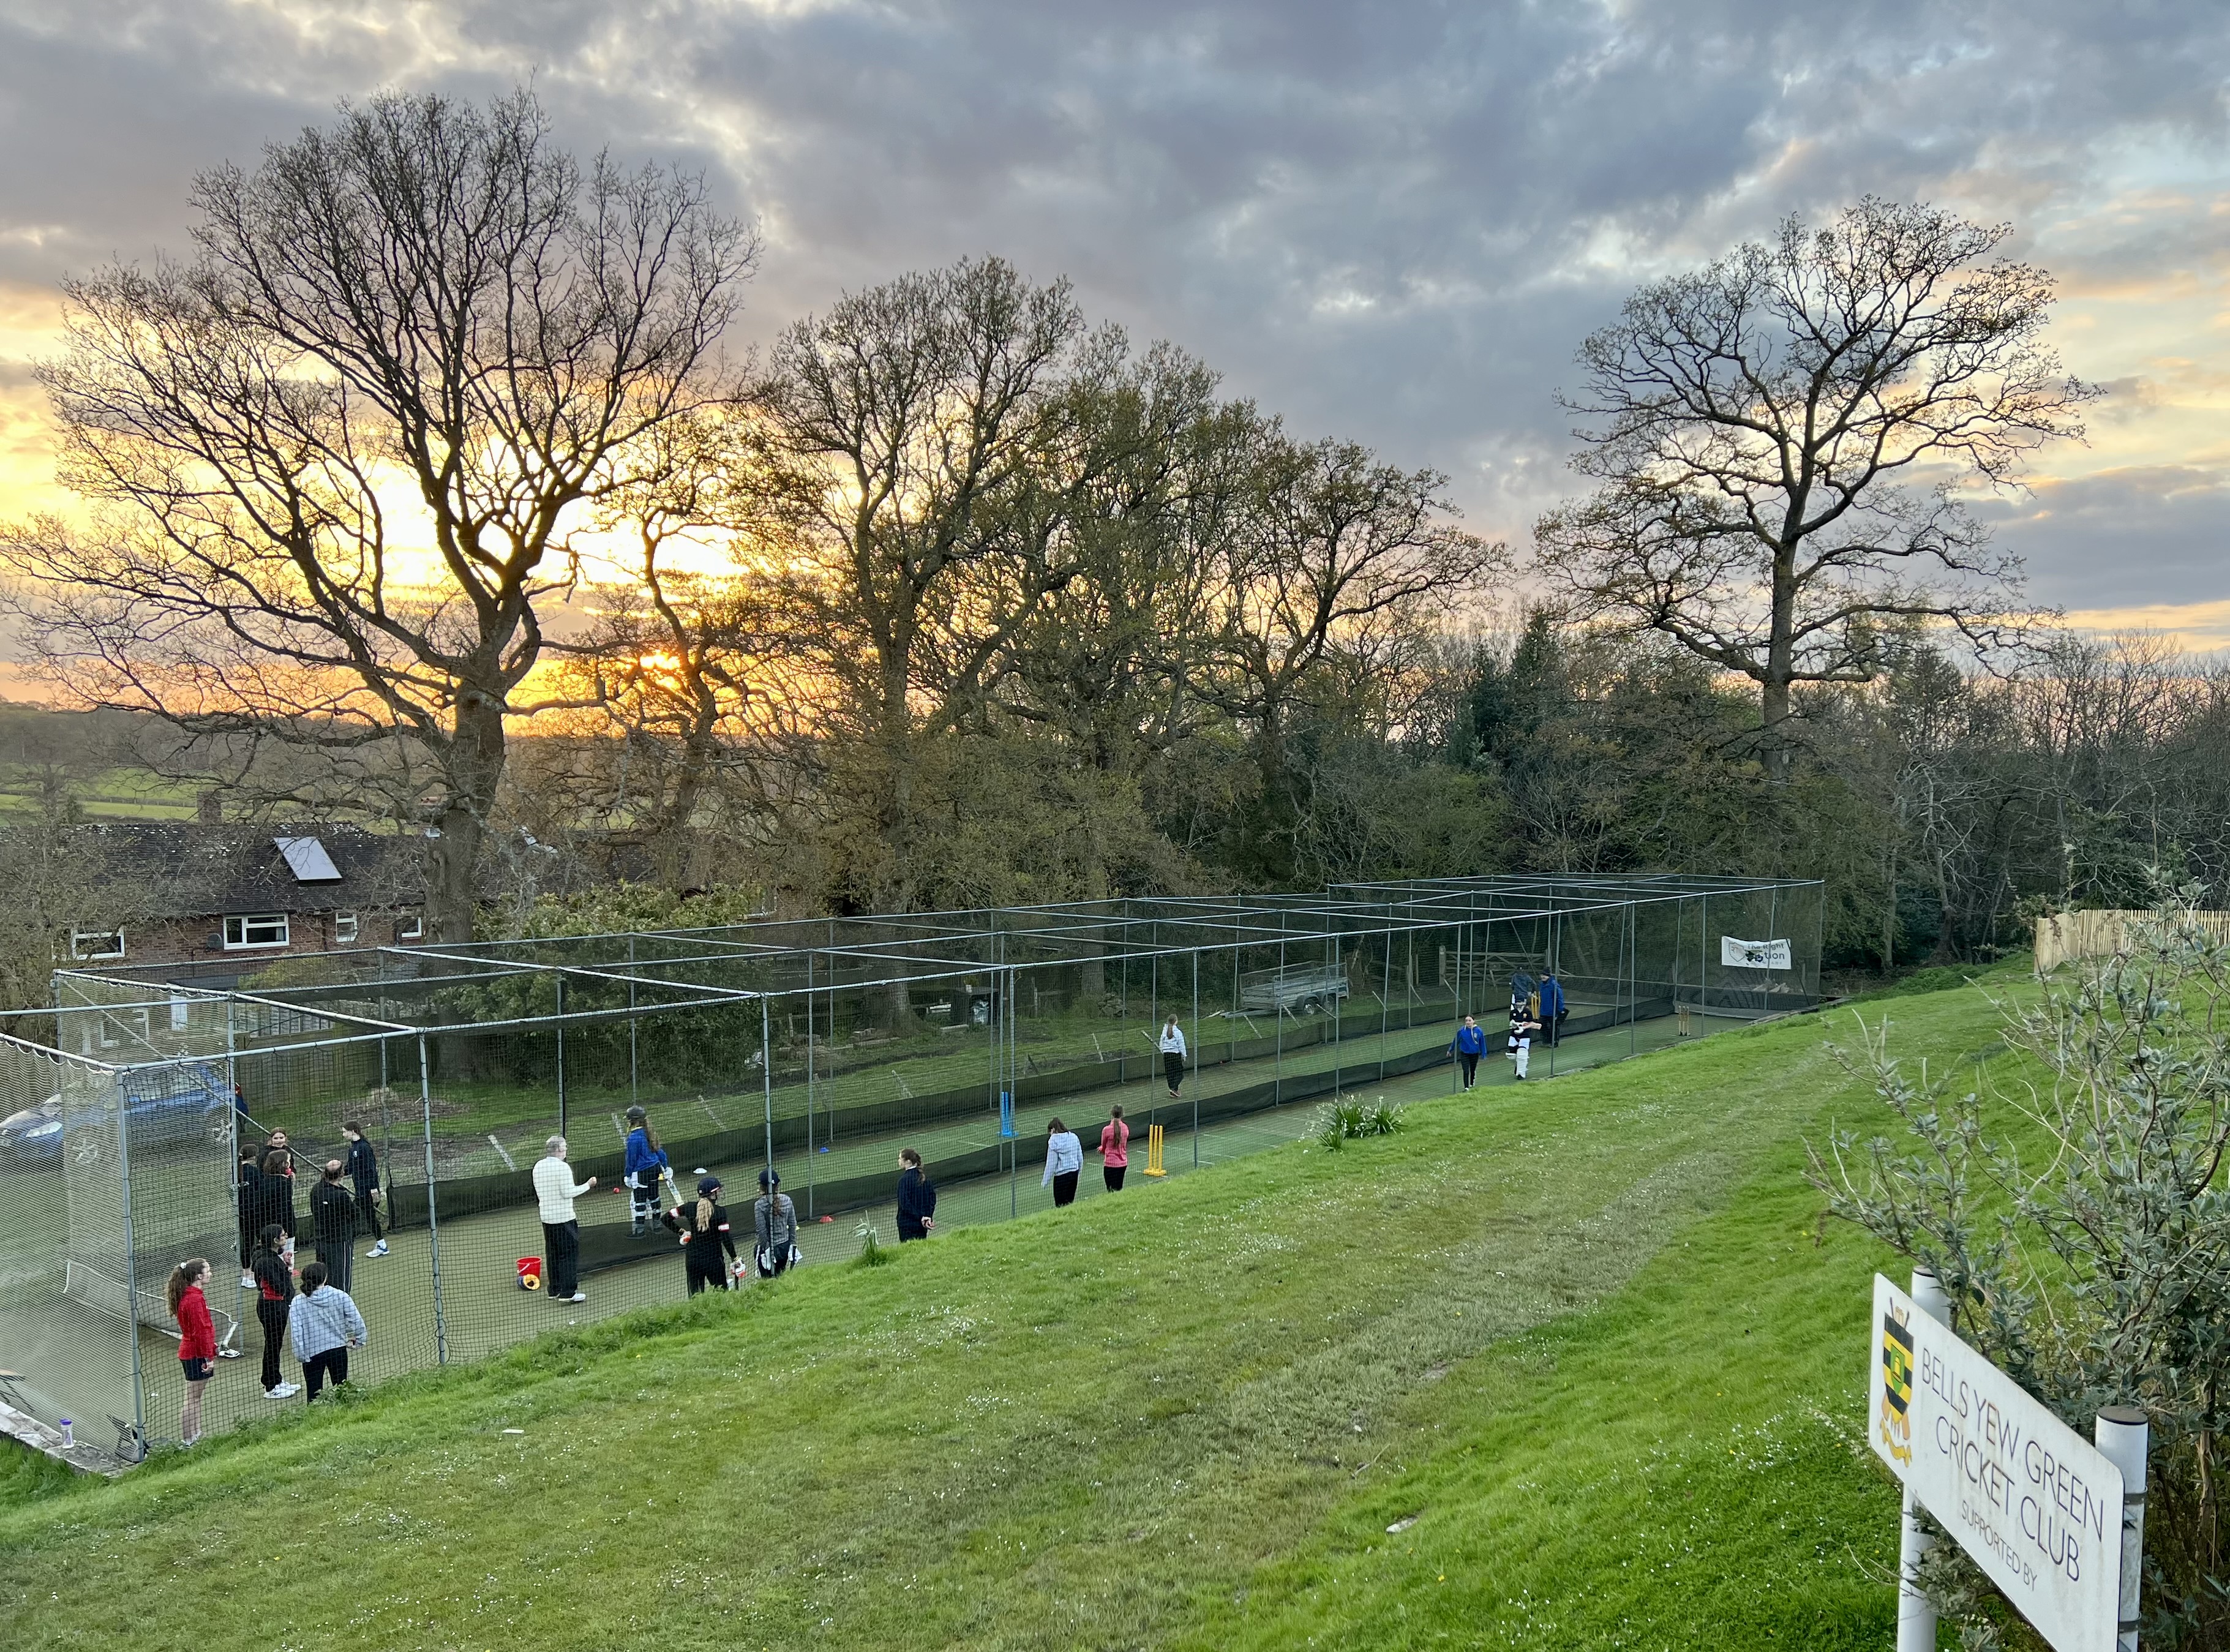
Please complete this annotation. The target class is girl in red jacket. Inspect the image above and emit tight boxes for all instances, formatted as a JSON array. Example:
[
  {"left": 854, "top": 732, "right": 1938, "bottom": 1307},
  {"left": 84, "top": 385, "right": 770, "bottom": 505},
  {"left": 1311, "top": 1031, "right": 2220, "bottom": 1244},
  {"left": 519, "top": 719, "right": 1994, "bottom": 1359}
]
[{"left": 167, "top": 1258, "right": 217, "bottom": 1444}]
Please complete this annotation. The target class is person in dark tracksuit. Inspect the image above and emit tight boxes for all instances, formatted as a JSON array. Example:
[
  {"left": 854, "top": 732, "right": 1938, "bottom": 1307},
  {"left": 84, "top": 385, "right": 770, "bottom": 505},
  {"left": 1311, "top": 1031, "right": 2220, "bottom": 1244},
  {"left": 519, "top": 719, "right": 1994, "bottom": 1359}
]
[
  {"left": 236, "top": 1146, "right": 264, "bottom": 1289},
  {"left": 309, "top": 1160, "right": 357, "bottom": 1294},
  {"left": 257, "top": 1151, "right": 297, "bottom": 1267},
  {"left": 342, "top": 1122, "right": 388, "bottom": 1258},
  {"left": 249, "top": 1225, "right": 297, "bottom": 1400},
  {"left": 896, "top": 1149, "right": 936, "bottom": 1241},
  {"left": 1537, "top": 972, "right": 1567, "bottom": 1046},
  {"left": 661, "top": 1175, "right": 740, "bottom": 1293},
  {"left": 1449, "top": 1015, "right": 1488, "bottom": 1090}
]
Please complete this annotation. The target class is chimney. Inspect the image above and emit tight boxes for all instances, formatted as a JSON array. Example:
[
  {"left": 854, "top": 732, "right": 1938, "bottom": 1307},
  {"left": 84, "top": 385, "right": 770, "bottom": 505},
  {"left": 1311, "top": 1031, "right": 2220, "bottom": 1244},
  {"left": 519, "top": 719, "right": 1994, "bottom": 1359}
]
[{"left": 197, "top": 790, "right": 222, "bottom": 827}]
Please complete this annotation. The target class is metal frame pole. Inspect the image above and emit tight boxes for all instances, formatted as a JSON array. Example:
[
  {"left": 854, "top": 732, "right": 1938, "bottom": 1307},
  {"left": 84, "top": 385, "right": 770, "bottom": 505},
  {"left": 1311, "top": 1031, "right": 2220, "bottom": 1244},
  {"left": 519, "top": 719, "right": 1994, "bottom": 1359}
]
[
  {"left": 2095, "top": 1405, "right": 2149, "bottom": 1652},
  {"left": 554, "top": 975, "right": 566, "bottom": 1143},
  {"left": 760, "top": 996, "right": 775, "bottom": 1185},
  {"left": 421, "top": 1036, "right": 446, "bottom": 1365},
  {"left": 1896, "top": 1267, "right": 1949, "bottom": 1652},
  {"left": 628, "top": 936, "right": 638, "bottom": 1106},
  {"left": 113, "top": 1065, "right": 146, "bottom": 1459},
  {"left": 1191, "top": 948, "right": 1199, "bottom": 1169}
]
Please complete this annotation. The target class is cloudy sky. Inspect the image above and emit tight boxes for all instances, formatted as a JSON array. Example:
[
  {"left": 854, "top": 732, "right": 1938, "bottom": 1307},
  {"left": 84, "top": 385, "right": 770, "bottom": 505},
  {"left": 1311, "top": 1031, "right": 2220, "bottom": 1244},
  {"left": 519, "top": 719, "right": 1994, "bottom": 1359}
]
[{"left": 2, "top": 1, "right": 2225, "bottom": 642}]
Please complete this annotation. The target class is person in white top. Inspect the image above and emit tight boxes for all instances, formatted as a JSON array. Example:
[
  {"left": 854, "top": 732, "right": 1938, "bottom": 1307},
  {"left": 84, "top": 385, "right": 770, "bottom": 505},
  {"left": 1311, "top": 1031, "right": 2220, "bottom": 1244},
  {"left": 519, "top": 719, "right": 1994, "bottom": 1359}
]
[
  {"left": 1158, "top": 1016, "right": 1188, "bottom": 1100},
  {"left": 532, "top": 1136, "right": 597, "bottom": 1302}
]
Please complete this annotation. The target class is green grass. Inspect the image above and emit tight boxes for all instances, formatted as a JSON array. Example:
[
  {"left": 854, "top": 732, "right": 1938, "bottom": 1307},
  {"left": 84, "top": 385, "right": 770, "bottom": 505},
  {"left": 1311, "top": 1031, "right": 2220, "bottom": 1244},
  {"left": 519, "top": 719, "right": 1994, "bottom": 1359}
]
[{"left": 0, "top": 983, "right": 2015, "bottom": 1650}]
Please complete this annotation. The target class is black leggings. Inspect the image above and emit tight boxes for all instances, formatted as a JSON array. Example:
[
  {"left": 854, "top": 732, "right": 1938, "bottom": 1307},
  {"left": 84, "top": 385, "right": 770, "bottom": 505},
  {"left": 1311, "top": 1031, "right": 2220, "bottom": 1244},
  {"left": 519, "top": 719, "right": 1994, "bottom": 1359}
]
[
  {"left": 1163, "top": 1053, "right": 1185, "bottom": 1094},
  {"left": 1051, "top": 1170, "right": 1080, "bottom": 1207},
  {"left": 256, "top": 1299, "right": 289, "bottom": 1391},
  {"left": 1458, "top": 1053, "right": 1479, "bottom": 1087},
  {"left": 686, "top": 1264, "right": 730, "bottom": 1295},
  {"left": 302, "top": 1346, "right": 348, "bottom": 1400},
  {"left": 1103, "top": 1165, "right": 1126, "bottom": 1192}
]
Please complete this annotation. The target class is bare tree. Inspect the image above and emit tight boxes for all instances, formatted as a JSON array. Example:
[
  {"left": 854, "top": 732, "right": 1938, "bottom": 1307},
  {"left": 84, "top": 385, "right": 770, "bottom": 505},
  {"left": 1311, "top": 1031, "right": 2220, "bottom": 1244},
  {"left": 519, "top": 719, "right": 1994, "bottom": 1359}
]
[
  {"left": 757, "top": 256, "right": 1096, "bottom": 911},
  {"left": 0, "top": 89, "right": 754, "bottom": 939},
  {"left": 1536, "top": 198, "right": 2096, "bottom": 778},
  {"left": 1201, "top": 436, "right": 1498, "bottom": 781}
]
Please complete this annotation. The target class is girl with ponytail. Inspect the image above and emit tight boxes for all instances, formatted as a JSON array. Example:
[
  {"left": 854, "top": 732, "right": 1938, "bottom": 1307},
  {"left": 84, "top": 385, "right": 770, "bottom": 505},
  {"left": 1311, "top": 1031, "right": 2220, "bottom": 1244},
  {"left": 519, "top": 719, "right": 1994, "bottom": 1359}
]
[
  {"left": 660, "top": 1175, "right": 739, "bottom": 1293},
  {"left": 168, "top": 1258, "right": 216, "bottom": 1443}
]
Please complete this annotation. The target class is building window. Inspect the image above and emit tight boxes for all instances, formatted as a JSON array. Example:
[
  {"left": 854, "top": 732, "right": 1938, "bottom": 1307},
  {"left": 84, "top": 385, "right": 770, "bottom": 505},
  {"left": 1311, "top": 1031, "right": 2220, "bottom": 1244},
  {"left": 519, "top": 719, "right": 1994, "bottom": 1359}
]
[
  {"left": 397, "top": 911, "right": 424, "bottom": 941},
  {"left": 70, "top": 929, "right": 126, "bottom": 961},
  {"left": 334, "top": 913, "right": 359, "bottom": 944},
  {"left": 222, "top": 914, "right": 290, "bottom": 950}
]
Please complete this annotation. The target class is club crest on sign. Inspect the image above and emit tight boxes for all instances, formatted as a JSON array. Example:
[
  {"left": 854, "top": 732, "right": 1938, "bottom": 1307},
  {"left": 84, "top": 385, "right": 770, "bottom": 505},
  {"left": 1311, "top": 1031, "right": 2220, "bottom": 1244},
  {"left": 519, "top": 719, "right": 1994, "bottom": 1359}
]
[{"left": 1879, "top": 1301, "right": 1915, "bottom": 1465}]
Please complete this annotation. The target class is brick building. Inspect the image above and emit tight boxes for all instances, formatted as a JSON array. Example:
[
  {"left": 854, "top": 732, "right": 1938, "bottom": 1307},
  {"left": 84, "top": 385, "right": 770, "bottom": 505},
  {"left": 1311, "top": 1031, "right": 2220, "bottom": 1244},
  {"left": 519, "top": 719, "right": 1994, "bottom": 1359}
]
[{"left": 66, "top": 823, "right": 433, "bottom": 972}]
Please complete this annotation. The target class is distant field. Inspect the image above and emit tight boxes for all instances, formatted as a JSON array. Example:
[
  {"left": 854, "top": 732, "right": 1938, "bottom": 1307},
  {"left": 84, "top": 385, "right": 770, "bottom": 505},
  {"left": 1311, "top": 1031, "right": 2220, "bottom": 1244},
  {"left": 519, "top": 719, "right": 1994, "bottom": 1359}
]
[{"left": 0, "top": 977, "right": 2030, "bottom": 1650}]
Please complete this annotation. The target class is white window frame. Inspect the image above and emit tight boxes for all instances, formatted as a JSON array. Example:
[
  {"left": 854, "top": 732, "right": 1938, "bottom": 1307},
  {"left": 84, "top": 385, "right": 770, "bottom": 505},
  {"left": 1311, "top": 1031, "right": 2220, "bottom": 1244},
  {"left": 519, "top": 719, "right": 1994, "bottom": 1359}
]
[
  {"left": 70, "top": 928, "right": 126, "bottom": 961},
  {"left": 334, "top": 912, "right": 359, "bottom": 944},
  {"left": 397, "top": 911, "right": 424, "bottom": 941},
  {"left": 221, "top": 913, "right": 291, "bottom": 950}
]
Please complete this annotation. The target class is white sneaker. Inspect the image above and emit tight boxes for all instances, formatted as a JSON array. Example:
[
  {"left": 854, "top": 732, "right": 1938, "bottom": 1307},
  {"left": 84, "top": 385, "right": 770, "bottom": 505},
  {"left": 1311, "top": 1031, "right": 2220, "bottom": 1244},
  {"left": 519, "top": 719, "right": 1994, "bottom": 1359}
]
[
  {"left": 265, "top": 1383, "right": 299, "bottom": 1399},
  {"left": 240, "top": 1271, "right": 256, "bottom": 1290},
  {"left": 564, "top": 1292, "right": 585, "bottom": 1304},
  {"left": 367, "top": 1242, "right": 389, "bottom": 1258}
]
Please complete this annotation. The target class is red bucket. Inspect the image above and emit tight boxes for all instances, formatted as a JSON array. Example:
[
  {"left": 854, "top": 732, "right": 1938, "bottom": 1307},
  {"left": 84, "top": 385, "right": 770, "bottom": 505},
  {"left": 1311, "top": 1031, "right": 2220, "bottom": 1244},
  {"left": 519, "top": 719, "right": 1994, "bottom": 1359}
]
[{"left": 516, "top": 1256, "right": 543, "bottom": 1291}]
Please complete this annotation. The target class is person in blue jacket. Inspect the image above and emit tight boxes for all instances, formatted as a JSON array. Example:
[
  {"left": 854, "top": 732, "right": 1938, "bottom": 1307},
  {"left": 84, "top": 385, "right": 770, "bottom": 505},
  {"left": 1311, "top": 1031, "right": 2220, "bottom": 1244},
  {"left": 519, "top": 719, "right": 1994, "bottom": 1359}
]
[
  {"left": 1449, "top": 1015, "right": 1488, "bottom": 1090},
  {"left": 1537, "top": 972, "right": 1567, "bottom": 1046},
  {"left": 623, "top": 1105, "right": 670, "bottom": 1236}
]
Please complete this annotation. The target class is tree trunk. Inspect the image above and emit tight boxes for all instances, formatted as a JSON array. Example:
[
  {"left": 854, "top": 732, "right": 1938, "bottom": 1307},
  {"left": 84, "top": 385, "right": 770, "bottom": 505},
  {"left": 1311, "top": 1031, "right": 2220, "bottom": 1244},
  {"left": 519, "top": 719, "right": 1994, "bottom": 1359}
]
[{"left": 425, "top": 693, "right": 509, "bottom": 944}]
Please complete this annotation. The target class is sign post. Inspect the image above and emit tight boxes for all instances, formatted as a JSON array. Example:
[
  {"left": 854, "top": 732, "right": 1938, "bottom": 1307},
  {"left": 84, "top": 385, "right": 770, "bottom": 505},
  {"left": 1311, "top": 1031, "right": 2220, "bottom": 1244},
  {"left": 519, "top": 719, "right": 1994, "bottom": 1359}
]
[
  {"left": 1871, "top": 1272, "right": 2135, "bottom": 1652},
  {"left": 1897, "top": 1269, "right": 1949, "bottom": 1652}
]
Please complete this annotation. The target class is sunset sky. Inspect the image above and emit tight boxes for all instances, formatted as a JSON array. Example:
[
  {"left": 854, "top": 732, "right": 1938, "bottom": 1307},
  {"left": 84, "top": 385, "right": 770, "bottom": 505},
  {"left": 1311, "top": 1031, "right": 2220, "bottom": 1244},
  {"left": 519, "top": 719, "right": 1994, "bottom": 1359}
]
[{"left": 1, "top": 1, "right": 2224, "bottom": 647}]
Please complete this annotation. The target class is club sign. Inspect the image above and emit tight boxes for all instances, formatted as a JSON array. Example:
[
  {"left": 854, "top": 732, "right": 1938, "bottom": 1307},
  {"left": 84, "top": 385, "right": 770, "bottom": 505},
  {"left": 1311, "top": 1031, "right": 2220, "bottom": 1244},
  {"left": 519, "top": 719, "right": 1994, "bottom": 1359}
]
[{"left": 1871, "top": 1274, "right": 2126, "bottom": 1652}]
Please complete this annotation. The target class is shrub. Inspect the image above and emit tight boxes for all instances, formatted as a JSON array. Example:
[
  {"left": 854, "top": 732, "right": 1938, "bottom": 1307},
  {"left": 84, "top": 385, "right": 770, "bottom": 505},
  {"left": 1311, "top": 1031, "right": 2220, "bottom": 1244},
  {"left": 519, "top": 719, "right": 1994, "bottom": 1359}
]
[
  {"left": 1810, "top": 884, "right": 2230, "bottom": 1645},
  {"left": 853, "top": 1217, "right": 890, "bottom": 1267},
  {"left": 1314, "top": 1095, "right": 1405, "bottom": 1150}
]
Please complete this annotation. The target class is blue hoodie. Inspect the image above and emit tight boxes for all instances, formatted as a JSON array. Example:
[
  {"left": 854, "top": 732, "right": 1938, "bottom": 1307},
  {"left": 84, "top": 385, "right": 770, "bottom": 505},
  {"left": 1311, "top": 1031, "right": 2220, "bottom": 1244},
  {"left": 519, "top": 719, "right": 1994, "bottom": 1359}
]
[
  {"left": 1537, "top": 977, "right": 1566, "bottom": 1019},
  {"left": 1452, "top": 1022, "right": 1488, "bottom": 1056},
  {"left": 625, "top": 1127, "right": 669, "bottom": 1182}
]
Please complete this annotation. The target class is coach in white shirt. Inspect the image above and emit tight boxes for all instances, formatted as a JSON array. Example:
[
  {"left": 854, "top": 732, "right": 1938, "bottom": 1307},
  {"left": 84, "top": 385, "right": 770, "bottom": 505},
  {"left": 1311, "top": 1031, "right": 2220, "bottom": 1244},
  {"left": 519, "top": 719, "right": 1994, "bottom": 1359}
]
[{"left": 533, "top": 1136, "right": 597, "bottom": 1303}]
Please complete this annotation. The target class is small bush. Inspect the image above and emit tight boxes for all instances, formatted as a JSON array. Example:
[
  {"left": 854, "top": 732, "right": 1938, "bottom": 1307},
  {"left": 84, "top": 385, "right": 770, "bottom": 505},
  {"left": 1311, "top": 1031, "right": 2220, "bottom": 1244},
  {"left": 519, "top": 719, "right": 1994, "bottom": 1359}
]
[
  {"left": 1314, "top": 1095, "right": 1405, "bottom": 1150},
  {"left": 853, "top": 1217, "right": 890, "bottom": 1267}
]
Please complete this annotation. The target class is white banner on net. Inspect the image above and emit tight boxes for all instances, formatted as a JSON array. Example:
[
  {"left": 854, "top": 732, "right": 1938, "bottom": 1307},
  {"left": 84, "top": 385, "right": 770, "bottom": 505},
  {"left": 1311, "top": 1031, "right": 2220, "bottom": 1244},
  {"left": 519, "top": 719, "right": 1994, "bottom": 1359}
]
[{"left": 1719, "top": 936, "right": 1791, "bottom": 970}]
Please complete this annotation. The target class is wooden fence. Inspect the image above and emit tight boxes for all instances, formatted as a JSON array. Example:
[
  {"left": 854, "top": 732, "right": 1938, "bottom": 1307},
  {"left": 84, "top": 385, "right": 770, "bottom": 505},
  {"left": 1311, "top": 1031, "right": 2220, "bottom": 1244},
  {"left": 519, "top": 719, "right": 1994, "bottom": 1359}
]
[{"left": 2033, "top": 909, "right": 2230, "bottom": 972}]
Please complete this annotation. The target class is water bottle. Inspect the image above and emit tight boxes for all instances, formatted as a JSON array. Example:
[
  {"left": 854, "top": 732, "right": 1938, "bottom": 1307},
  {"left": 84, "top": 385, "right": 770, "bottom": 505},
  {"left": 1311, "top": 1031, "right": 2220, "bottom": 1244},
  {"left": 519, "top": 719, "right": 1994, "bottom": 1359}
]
[{"left": 58, "top": 1418, "right": 73, "bottom": 1448}]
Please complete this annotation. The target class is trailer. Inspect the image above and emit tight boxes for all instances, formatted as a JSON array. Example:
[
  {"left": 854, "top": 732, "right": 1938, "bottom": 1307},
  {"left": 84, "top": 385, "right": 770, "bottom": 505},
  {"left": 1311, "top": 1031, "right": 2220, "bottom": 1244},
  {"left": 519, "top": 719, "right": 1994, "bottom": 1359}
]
[{"left": 1238, "top": 963, "right": 1351, "bottom": 1016}]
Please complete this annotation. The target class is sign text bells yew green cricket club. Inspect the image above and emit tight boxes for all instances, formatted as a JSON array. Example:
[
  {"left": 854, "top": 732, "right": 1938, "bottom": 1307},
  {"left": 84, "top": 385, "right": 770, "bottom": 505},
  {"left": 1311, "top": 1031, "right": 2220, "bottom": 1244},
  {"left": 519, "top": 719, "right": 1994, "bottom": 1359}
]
[{"left": 1870, "top": 1275, "right": 2127, "bottom": 1652}]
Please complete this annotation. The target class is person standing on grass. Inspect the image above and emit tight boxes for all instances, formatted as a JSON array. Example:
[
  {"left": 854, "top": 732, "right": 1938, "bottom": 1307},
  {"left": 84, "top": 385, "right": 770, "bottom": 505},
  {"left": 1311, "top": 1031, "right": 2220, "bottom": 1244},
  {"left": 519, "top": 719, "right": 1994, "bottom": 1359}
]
[
  {"left": 1157, "top": 1016, "right": 1187, "bottom": 1100},
  {"left": 1509, "top": 1010, "right": 1540, "bottom": 1081},
  {"left": 1449, "top": 1015, "right": 1487, "bottom": 1091},
  {"left": 623, "top": 1105, "right": 669, "bottom": 1236},
  {"left": 1042, "top": 1118, "right": 1083, "bottom": 1207},
  {"left": 168, "top": 1258, "right": 216, "bottom": 1444},
  {"left": 661, "top": 1175, "right": 740, "bottom": 1293},
  {"left": 533, "top": 1137, "right": 596, "bottom": 1304},
  {"left": 1099, "top": 1105, "right": 1129, "bottom": 1192},
  {"left": 309, "top": 1160, "right": 357, "bottom": 1294},
  {"left": 753, "top": 1169, "right": 798, "bottom": 1278},
  {"left": 287, "top": 1261, "right": 366, "bottom": 1402},
  {"left": 895, "top": 1149, "right": 936, "bottom": 1241},
  {"left": 249, "top": 1224, "right": 298, "bottom": 1400},
  {"left": 341, "top": 1122, "right": 388, "bottom": 1259}
]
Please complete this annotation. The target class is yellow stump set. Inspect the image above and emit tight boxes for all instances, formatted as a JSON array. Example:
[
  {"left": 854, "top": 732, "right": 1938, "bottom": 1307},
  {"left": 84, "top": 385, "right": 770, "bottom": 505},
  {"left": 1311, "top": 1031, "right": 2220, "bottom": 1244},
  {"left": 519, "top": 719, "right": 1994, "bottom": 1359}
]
[{"left": 1143, "top": 1122, "right": 1167, "bottom": 1177}]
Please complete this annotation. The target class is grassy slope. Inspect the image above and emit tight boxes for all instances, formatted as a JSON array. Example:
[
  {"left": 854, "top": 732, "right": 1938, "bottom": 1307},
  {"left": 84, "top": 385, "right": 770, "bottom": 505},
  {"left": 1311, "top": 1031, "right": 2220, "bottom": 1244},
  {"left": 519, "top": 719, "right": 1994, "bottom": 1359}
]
[{"left": 0, "top": 985, "right": 2010, "bottom": 1651}]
